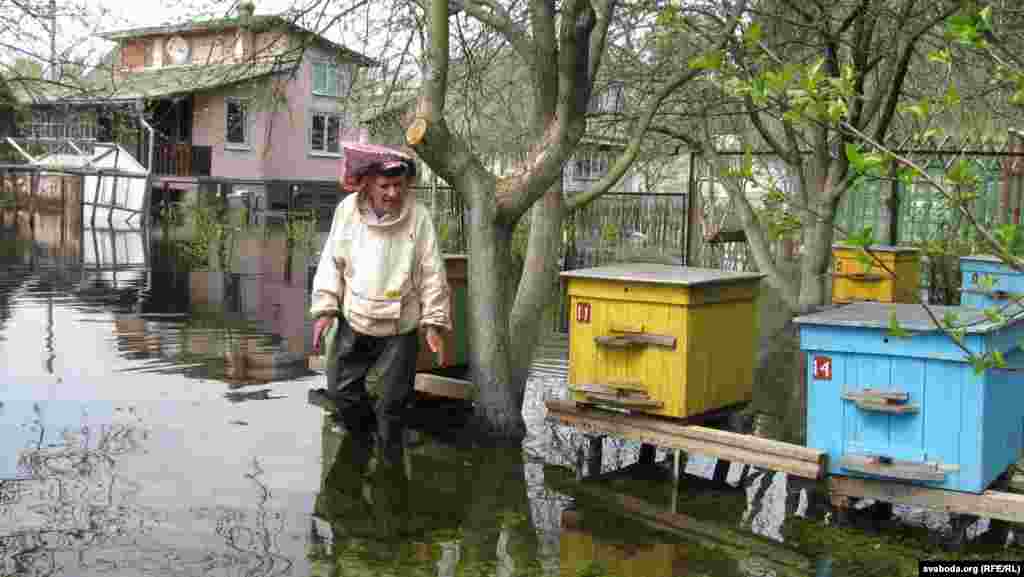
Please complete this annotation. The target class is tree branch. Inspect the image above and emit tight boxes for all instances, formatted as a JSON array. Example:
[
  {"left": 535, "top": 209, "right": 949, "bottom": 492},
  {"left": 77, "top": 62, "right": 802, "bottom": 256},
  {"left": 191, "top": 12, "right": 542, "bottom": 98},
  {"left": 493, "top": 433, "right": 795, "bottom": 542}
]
[
  {"left": 701, "top": 120, "right": 801, "bottom": 309},
  {"left": 463, "top": 0, "right": 534, "bottom": 66},
  {"left": 588, "top": 0, "right": 613, "bottom": 82},
  {"left": 493, "top": 0, "right": 605, "bottom": 222},
  {"left": 869, "top": 2, "right": 960, "bottom": 143},
  {"left": 567, "top": 65, "right": 706, "bottom": 210}
]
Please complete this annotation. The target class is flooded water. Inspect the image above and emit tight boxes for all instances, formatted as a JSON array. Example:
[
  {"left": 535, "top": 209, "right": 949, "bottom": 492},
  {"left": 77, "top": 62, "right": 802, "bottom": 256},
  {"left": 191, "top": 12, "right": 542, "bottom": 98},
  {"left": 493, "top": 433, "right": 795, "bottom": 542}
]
[{"left": 2, "top": 207, "right": 1023, "bottom": 577}]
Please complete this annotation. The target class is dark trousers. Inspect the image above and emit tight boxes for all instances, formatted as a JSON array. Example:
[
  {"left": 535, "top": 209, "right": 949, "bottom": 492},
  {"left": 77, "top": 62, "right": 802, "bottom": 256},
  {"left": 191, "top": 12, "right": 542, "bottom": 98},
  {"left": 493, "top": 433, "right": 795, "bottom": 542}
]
[{"left": 329, "top": 315, "right": 419, "bottom": 463}]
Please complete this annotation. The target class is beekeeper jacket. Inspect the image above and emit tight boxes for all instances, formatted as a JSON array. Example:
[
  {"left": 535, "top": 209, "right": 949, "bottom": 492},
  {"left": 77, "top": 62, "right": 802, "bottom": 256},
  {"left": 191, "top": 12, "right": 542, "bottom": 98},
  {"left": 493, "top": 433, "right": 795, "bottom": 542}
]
[{"left": 309, "top": 190, "right": 451, "bottom": 337}]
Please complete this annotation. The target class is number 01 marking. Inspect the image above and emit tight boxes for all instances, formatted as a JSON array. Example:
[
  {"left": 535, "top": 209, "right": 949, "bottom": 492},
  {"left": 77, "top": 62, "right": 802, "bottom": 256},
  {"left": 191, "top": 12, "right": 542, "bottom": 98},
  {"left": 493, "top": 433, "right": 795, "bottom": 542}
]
[{"left": 576, "top": 302, "right": 591, "bottom": 324}]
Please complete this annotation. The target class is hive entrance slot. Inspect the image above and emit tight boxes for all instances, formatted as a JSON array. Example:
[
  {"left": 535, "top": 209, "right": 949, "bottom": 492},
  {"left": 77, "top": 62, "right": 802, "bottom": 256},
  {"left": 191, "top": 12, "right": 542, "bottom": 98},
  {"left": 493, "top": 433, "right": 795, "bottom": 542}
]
[
  {"left": 842, "top": 389, "right": 919, "bottom": 414},
  {"left": 569, "top": 382, "right": 664, "bottom": 410},
  {"left": 840, "top": 453, "right": 951, "bottom": 482}
]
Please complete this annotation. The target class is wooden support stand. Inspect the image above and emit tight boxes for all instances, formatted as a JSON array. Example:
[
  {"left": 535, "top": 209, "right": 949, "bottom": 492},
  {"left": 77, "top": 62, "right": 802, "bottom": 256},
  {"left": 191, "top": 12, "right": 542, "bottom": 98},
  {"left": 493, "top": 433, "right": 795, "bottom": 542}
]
[
  {"left": 546, "top": 399, "right": 825, "bottom": 480},
  {"left": 828, "top": 475, "right": 1024, "bottom": 524},
  {"left": 829, "top": 473, "right": 1024, "bottom": 549}
]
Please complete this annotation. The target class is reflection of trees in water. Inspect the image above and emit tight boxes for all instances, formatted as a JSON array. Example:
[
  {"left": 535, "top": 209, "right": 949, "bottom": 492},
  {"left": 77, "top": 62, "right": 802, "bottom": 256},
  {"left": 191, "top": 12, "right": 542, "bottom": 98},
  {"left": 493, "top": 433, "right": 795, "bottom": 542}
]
[
  {"left": 190, "top": 458, "right": 294, "bottom": 577},
  {"left": 0, "top": 415, "right": 296, "bottom": 577},
  {"left": 0, "top": 409, "right": 155, "bottom": 577}
]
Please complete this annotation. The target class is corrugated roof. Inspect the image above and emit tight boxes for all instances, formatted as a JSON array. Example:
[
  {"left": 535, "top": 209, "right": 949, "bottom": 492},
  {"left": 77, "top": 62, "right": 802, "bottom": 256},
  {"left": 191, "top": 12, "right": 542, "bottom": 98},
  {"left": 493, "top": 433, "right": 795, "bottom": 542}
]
[
  {"left": 11, "top": 57, "right": 299, "bottom": 105},
  {"left": 97, "top": 13, "right": 376, "bottom": 66}
]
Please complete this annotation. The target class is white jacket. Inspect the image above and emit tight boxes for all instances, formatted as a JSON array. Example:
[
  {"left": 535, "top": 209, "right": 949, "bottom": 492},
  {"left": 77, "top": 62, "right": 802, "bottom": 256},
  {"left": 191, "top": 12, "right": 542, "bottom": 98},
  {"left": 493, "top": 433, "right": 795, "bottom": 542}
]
[{"left": 310, "top": 190, "right": 451, "bottom": 337}]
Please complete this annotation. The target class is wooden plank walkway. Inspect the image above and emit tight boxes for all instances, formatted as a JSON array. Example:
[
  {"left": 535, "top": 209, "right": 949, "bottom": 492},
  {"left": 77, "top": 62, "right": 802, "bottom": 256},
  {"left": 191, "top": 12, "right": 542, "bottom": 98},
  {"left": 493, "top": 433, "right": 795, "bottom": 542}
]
[{"left": 546, "top": 399, "right": 826, "bottom": 479}]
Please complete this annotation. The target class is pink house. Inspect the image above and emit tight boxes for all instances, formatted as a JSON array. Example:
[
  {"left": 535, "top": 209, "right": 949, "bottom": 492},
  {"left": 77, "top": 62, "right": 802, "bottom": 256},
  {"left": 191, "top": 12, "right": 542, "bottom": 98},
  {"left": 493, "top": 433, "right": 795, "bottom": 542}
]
[
  {"left": 9, "top": 3, "right": 375, "bottom": 227},
  {"left": 97, "top": 3, "right": 374, "bottom": 181}
]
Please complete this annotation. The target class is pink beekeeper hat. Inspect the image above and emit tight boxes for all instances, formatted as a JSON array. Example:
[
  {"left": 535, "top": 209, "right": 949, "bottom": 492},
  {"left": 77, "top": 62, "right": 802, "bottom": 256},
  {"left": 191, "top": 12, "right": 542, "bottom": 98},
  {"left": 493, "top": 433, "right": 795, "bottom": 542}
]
[{"left": 339, "top": 142, "right": 417, "bottom": 191}]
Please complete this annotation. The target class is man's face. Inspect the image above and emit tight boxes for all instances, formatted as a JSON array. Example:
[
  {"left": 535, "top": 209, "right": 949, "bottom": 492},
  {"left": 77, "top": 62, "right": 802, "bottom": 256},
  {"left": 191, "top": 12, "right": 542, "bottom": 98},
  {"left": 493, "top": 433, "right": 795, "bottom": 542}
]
[{"left": 364, "top": 174, "right": 407, "bottom": 215}]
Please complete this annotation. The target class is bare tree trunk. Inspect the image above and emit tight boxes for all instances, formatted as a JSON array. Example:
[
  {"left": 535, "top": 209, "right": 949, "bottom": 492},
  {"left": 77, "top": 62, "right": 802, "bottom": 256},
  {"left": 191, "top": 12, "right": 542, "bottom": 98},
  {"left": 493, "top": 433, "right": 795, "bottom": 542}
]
[
  {"left": 509, "top": 185, "right": 564, "bottom": 398},
  {"left": 797, "top": 197, "right": 839, "bottom": 313},
  {"left": 466, "top": 190, "right": 526, "bottom": 439}
]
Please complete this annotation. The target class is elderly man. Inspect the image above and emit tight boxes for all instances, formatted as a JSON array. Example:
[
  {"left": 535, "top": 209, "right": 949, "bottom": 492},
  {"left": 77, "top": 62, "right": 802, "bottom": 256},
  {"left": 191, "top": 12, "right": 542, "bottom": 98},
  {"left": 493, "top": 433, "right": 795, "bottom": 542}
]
[{"left": 311, "top": 142, "right": 451, "bottom": 465}]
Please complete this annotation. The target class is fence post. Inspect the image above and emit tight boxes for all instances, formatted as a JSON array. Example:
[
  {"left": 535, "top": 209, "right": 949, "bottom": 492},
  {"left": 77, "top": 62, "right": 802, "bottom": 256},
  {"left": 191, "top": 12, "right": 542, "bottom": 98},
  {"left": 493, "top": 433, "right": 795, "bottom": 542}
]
[
  {"left": 877, "top": 161, "right": 900, "bottom": 245},
  {"left": 685, "top": 152, "right": 701, "bottom": 266}
]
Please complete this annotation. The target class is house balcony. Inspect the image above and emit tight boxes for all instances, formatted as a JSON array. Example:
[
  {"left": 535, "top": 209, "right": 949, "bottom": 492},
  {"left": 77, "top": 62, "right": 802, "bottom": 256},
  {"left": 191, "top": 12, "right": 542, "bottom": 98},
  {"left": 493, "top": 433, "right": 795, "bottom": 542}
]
[{"left": 153, "top": 143, "right": 212, "bottom": 177}]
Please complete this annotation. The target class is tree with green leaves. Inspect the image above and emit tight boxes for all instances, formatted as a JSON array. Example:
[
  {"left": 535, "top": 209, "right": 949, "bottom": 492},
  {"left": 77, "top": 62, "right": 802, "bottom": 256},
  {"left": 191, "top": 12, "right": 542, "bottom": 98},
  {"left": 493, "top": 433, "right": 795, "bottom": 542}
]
[{"left": 397, "top": 0, "right": 746, "bottom": 439}]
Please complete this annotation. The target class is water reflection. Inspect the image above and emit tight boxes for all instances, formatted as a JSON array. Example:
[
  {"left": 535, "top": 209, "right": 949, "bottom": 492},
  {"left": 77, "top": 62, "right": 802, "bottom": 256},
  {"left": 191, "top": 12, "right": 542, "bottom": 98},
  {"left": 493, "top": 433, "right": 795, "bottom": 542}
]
[
  {"left": 0, "top": 406, "right": 156, "bottom": 576},
  {"left": 311, "top": 418, "right": 549, "bottom": 576},
  {"left": 6, "top": 202, "right": 1020, "bottom": 577}
]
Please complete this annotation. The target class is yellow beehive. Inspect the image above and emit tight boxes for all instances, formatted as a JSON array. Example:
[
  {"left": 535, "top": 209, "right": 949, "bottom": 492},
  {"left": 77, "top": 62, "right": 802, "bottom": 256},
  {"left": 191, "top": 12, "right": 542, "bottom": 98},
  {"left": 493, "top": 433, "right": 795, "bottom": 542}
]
[
  {"left": 831, "top": 244, "right": 920, "bottom": 305},
  {"left": 561, "top": 263, "right": 764, "bottom": 419}
]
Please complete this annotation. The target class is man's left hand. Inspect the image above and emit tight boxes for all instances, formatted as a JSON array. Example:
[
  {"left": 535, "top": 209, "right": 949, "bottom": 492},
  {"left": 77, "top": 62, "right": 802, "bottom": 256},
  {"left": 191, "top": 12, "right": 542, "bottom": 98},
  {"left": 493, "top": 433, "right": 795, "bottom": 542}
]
[{"left": 425, "top": 325, "right": 445, "bottom": 363}]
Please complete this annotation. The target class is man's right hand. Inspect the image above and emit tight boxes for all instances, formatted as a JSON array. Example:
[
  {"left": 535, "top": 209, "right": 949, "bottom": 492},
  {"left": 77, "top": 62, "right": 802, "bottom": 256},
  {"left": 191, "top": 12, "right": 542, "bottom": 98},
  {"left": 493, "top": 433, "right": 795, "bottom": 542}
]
[{"left": 312, "top": 316, "right": 335, "bottom": 354}]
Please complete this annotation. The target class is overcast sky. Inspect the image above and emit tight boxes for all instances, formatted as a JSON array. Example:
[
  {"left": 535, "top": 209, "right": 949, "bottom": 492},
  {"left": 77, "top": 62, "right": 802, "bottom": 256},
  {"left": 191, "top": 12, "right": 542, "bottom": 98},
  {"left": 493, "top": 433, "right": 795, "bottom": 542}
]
[{"left": 12, "top": 0, "right": 400, "bottom": 69}]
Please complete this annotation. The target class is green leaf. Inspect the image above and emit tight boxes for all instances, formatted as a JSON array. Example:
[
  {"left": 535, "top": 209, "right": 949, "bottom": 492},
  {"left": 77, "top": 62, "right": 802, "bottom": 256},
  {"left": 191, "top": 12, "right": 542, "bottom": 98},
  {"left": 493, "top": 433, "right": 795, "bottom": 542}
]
[
  {"left": 928, "top": 49, "right": 952, "bottom": 65},
  {"left": 969, "top": 354, "right": 989, "bottom": 375},
  {"left": 979, "top": 6, "right": 993, "bottom": 32},
  {"left": 946, "top": 158, "right": 976, "bottom": 185},
  {"left": 845, "top": 143, "right": 865, "bottom": 171},
  {"left": 984, "top": 307, "right": 1005, "bottom": 324},
  {"left": 689, "top": 51, "right": 723, "bottom": 71},
  {"left": 744, "top": 22, "right": 762, "bottom": 46},
  {"left": 741, "top": 145, "right": 754, "bottom": 178},
  {"left": 944, "top": 84, "right": 961, "bottom": 107},
  {"left": 976, "top": 273, "right": 997, "bottom": 292},
  {"left": 900, "top": 100, "right": 930, "bottom": 121},
  {"left": 897, "top": 165, "right": 916, "bottom": 187},
  {"left": 845, "top": 226, "right": 874, "bottom": 248},
  {"left": 827, "top": 100, "right": 848, "bottom": 123},
  {"left": 993, "top": 349, "right": 1007, "bottom": 368},
  {"left": 887, "top": 310, "right": 912, "bottom": 339},
  {"left": 942, "top": 310, "right": 961, "bottom": 328}
]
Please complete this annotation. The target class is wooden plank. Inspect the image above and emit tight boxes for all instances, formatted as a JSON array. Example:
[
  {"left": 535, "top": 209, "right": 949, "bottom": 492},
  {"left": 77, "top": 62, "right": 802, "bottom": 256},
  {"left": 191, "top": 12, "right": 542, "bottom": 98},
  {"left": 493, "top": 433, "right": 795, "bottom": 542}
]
[
  {"left": 829, "top": 475, "right": 1024, "bottom": 524},
  {"left": 546, "top": 400, "right": 825, "bottom": 465},
  {"left": 842, "top": 389, "right": 910, "bottom": 403},
  {"left": 546, "top": 400, "right": 823, "bottom": 479},
  {"left": 582, "top": 392, "right": 663, "bottom": 408},
  {"left": 839, "top": 454, "right": 946, "bottom": 482},
  {"left": 595, "top": 333, "right": 677, "bottom": 349},
  {"left": 570, "top": 383, "right": 650, "bottom": 397},
  {"left": 845, "top": 398, "right": 919, "bottom": 414},
  {"left": 414, "top": 373, "right": 473, "bottom": 400}
]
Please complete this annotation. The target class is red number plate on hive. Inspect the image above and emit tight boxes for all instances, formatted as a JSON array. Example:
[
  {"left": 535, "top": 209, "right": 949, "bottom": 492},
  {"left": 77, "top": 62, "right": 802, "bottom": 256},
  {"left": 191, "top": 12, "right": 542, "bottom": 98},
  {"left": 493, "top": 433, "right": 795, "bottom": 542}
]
[
  {"left": 813, "top": 356, "right": 832, "bottom": 380},
  {"left": 576, "top": 302, "right": 591, "bottom": 324}
]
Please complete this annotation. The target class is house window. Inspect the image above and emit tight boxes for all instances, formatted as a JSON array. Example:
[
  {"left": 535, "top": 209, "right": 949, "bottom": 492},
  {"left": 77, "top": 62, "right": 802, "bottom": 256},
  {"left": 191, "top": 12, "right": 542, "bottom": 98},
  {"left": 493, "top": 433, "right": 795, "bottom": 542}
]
[
  {"left": 225, "top": 97, "right": 249, "bottom": 147},
  {"left": 572, "top": 150, "right": 609, "bottom": 180},
  {"left": 590, "top": 82, "right": 625, "bottom": 113},
  {"left": 312, "top": 61, "right": 340, "bottom": 97},
  {"left": 310, "top": 111, "right": 342, "bottom": 155}
]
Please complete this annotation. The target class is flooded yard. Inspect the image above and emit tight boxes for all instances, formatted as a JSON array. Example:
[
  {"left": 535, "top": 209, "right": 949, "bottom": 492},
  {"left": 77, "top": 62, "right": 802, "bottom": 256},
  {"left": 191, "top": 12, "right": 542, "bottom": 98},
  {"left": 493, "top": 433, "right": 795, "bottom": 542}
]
[{"left": 3, "top": 208, "right": 1024, "bottom": 576}]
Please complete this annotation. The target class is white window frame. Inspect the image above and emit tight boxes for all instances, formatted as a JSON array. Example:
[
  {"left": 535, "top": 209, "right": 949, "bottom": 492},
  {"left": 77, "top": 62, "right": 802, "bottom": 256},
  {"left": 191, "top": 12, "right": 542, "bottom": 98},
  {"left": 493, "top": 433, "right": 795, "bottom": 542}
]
[
  {"left": 312, "top": 60, "right": 340, "bottom": 97},
  {"left": 225, "top": 97, "right": 251, "bottom": 150},
  {"left": 571, "top": 150, "right": 609, "bottom": 181},
  {"left": 309, "top": 110, "right": 343, "bottom": 157}
]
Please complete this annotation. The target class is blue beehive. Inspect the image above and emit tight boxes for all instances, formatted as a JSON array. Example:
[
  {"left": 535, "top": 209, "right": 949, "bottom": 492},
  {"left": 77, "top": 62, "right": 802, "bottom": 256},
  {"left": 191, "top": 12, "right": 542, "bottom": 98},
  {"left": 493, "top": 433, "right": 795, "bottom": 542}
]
[
  {"left": 960, "top": 255, "right": 1024, "bottom": 309},
  {"left": 796, "top": 302, "right": 1024, "bottom": 493}
]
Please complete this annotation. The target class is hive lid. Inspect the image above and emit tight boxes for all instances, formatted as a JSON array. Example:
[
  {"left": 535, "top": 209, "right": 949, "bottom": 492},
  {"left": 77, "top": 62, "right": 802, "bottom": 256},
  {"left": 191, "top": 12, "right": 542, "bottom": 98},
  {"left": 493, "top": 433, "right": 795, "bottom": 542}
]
[
  {"left": 960, "top": 254, "right": 1018, "bottom": 264},
  {"left": 832, "top": 243, "right": 920, "bottom": 253},
  {"left": 559, "top": 263, "right": 765, "bottom": 287},
  {"left": 793, "top": 302, "right": 1024, "bottom": 334}
]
